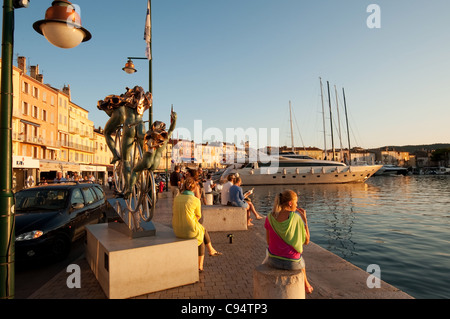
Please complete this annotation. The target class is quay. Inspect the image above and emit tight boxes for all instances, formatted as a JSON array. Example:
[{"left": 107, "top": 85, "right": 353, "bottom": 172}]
[{"left": 28, "top": 187, "right": 413, "bottom": 299}]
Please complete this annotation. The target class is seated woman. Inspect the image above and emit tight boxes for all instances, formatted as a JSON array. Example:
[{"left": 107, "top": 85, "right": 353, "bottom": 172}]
[
  {"left": 172, "top": 177, "right": 222, "bottom": 272},
  {"left": 264, "top": 189, "right": 313, "bottom": 294},
  {"left": 229, "top": 176, "right": 262, "bottom": 226}
]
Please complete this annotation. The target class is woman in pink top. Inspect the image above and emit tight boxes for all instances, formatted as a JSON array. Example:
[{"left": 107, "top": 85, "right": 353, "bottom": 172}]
[{"left": 264, "top": 190, "right": 313, "bottom": 294}]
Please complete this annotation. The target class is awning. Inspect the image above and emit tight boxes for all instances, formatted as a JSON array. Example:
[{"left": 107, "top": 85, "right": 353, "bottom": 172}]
[
  {"left": 180, "top": 157, "right": 198, "bottom": 163},
  {"left": 20, "top": 119, "right": 40, "bottom": 127},
  {"left": 80, "top": 164, "right": 107, "bottom": 172},
  {"left": 39, "top": 159, "right": 80, "bottom": 172},
  {"left": 13, "top": 155, "right": 40, "bottom": 169}
]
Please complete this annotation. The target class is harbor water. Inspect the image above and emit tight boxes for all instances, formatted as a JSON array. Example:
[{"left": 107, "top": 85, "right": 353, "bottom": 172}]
[{"left": 248, "top": 175, "right": 450, "bottom": 299}]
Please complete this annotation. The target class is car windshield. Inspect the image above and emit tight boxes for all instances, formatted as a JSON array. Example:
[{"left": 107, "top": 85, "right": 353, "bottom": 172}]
[{"left": 15, "top": 189, "right": 68, "bottom": 211}]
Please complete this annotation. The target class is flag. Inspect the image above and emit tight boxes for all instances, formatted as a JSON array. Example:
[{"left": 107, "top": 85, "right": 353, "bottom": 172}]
[{"left": 144, "top": 0, "right": 152, "bottom": 60}]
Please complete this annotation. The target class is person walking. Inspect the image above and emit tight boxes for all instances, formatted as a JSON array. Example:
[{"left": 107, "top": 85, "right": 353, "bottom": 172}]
[
  {"left": 108, "top": 174, "right": 113, "bottom": 190},
  {"left": 170, "top": 165, "right": 183, "bottom": 198}
]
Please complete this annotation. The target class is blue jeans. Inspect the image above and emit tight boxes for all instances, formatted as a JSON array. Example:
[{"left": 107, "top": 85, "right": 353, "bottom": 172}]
[
  {"left": 266, "top": 256, "right": 305, "bottom": 271},
  {"left": 231, "top": 201, "right": 248, "bottom": 209}
]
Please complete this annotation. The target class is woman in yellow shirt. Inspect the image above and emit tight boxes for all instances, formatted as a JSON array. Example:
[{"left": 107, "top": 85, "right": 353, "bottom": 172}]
[{"left": 172, "top": 177, "right": 222, "bottom": 272}]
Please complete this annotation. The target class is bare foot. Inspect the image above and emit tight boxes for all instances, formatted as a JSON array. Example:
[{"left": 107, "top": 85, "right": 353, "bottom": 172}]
[{"left": 305, "top": 284, "right": 314, "bottom": 294}]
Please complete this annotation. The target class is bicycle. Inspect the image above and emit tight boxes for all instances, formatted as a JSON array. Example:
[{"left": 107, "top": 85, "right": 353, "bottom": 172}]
[{"left": 113, "top": 122, "right": 156, "bottom": 226}]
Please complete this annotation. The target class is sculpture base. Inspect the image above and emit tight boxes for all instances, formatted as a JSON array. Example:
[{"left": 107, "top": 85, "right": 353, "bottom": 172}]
[
  {"left": 108, "top": 220, "right": 156, "bottom": 238},
  {"left": 86, "top": 223, "right": 199, "bottom": 299},
  {"left": 107, "top": 198, "right": 156, "bottom": 238}
]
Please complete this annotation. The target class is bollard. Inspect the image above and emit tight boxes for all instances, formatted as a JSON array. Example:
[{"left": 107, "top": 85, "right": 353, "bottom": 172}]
[
  {"left": 227, "top": 233, "right": 233, "bottom": 244},
  {"left": 205, "top": 193, "right": 213, "bottom": 205},
  {"left": 253, "top": 263, "right": 305, "bottom": 299}
]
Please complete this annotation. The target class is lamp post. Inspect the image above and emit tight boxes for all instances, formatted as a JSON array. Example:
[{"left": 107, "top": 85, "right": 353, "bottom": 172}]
[
  {"left": 0, "top": 0, "right": 90, "bottom": 299},
  {"left": 122, "top": 56, "right": 153, "bottom": 125}
]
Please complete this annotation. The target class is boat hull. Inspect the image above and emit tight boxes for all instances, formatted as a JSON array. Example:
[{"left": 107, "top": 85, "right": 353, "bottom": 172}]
[
  {"left": 373, "top": 165, "right": 408, "bottom": 176},
  {"left": 223, "top": 165, "right": 383, "bottom": 186}
]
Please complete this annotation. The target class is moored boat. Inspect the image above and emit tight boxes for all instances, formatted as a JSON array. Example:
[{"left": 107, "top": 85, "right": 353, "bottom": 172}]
[
  {"left": 373, "top": 164, "right": 409, "bottom": 176},
  {"left": 221, "top": 155, "right": 382, "bottom": 185}
]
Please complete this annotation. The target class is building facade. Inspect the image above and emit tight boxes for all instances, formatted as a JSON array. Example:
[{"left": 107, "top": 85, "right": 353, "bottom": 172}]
[{"left": 2, "top": 57, "right": 112, "bottom": 190}]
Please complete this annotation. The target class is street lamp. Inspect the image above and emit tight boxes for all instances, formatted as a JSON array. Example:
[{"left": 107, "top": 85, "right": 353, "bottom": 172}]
[
  {"left": 122, "top": 56, "right": 153, "bottom": 125},
  {"left": 0, "top": 0, "right": 90, "bottom": 299},
  {"left": 122, "top": 59, "right": 137, "bottom": 74},
  {"left": 33, "top": 0, "right": 92, "bottom": 49}
]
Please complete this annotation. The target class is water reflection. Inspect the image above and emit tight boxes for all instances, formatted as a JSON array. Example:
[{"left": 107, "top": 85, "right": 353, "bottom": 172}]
[{"left": 246, "top": 175, "right": 450, "bottom": 298}]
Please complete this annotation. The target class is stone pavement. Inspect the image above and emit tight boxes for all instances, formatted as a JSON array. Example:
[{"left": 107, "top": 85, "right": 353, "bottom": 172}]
[{"left": 28, "top": 187, "right": 413, "bottom": 299}]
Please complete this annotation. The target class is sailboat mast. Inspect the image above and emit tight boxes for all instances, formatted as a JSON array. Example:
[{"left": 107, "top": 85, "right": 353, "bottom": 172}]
[
  {"left": 342, "top": 87, "right": 351, "bottom": 165},
  {"left": 327, "top": 81, "right": 336, "bottom": 161},
  {"left": 319, "top": 78, "right": 327, "bottom": 159},
  {"left": 334, "top": 85, "right": 344, "bottom": 161},
  {"left": 289, "top": 100, "right": 294, "bottom": 153}
]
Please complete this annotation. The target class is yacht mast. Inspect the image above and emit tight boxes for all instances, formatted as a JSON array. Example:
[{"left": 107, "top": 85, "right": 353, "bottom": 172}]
[
  {"left": 319, "top": 78, "right": 327, "bottom": 159},
  {"left": 289, "top": 100, "right": 294, "bottom": 152},
  {"left": 335, "top": 85, "right": 344, "bottom": 161},
  {"left": 327, "top": 81, "right": 336, "bottom": 161},
  {"left": 342, "top": 87, "right": 351, "bottom": 165}
]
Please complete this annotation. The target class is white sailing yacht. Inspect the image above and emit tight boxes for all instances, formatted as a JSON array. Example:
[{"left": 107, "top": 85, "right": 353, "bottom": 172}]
[{"left": 220, "top": 81, "right": 382, "bottom": 185}]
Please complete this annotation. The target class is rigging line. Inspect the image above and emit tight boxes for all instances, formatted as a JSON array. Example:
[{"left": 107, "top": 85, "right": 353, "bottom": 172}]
[
  {"left": 292, "top": 109, "right": 307, "bottom": 151},
  {"left": 280, "top": 106, "right": 290, "bottom": 147}
]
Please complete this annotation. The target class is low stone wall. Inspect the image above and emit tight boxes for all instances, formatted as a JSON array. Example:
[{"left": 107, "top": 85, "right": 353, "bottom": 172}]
[{"left": 201, "top": 205, "right": 247, "bottom": 232}]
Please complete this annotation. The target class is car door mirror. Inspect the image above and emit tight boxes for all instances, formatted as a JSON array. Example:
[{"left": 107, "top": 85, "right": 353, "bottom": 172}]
[{"left": 71, "top": 202, "right": 84, "bottom": 210}]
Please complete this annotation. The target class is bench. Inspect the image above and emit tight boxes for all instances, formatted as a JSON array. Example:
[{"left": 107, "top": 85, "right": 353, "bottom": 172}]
[
  {"left": 253, "top": 263, "right": 305, "bottom": 299},
  {"left": 201, "top": 205, "right": 247, "bottom": 232}
]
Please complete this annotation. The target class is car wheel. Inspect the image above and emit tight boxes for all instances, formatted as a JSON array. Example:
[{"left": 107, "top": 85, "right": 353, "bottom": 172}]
[{"left": 52, "top": 235, "right": 70, "bottom": 260}]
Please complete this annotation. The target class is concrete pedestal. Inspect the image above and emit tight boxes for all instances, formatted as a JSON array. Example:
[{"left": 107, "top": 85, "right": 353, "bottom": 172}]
[
  {"left": 205, "top": 193, "right": 213, "bottom": 205},
  {"left": 86, "top": 222, "right": 199, "bottom": 299},
  {"left": 201, "top": 205, "right": 247, "bottom": 232},
  {"left": 253, "top": 263, "right": 305, "bottom": 299}
]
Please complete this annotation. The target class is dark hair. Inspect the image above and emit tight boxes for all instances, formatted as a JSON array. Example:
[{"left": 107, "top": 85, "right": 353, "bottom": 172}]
[
  {"left": 188, "top": 169, "right": 199, "bottom": 181},
  {"left": 227, "top": 174, "right": 235, "bottom": 182}
]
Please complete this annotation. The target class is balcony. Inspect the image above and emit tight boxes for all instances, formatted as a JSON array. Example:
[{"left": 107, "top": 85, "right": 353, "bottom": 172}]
[
  {"left": 13, "top": 132, "right": 58, "bottom": 148},
  {"left": 67, "top": 141, "right": 94, "bottom": 153},
  {"left": 68, "top": 126, "right": 80, "bottom": 134}
]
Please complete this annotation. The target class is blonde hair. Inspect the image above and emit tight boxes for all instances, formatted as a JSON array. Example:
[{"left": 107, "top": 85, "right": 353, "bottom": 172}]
[{"left": 272, "top": 190, "right": 297, "bottom": 218}]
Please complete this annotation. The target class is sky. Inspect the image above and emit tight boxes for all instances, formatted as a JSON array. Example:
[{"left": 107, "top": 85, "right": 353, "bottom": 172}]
[{"left": 6, "top": 0, "right": 450, "bottom": 150}]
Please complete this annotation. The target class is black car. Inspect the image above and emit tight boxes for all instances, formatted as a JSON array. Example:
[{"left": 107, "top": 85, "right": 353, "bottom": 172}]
[{"left": 14, "top": 182, "right": 112, "bottom": 261}]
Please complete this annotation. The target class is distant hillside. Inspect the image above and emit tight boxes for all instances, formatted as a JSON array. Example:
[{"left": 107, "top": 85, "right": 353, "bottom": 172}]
[{"left": 375, "top": 143, "right": 450, "bottom": 153}]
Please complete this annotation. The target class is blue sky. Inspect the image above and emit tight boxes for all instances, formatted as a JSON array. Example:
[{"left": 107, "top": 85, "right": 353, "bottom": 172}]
[{"left": 8, "top": 0, "right": 450, "bottom": 149}]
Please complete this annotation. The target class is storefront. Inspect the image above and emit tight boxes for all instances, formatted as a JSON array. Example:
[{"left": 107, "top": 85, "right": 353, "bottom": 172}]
[
  {"left": 13, "top": 155, "right": 40, "bottom": 191},
  {"left": 39, "top": 159, "right": 80, "bottom": 182},
  {"left": 80, "top": 164, "right": 108, "bottom": 185}
]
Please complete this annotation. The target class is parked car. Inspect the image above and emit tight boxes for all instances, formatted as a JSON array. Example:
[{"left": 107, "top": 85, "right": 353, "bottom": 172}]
[{"left": 14, "top": 182, "right": 112, "bottom": 261}]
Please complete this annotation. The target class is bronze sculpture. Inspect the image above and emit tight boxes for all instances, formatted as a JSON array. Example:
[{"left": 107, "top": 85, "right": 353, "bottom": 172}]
[{"left": 97, "top": 86, "right": 176, "bottom": 230}]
